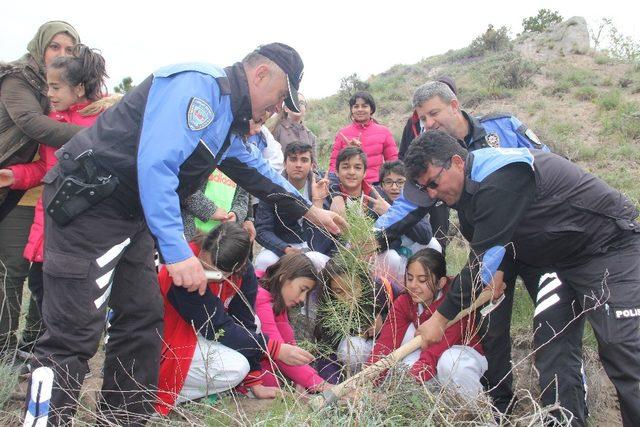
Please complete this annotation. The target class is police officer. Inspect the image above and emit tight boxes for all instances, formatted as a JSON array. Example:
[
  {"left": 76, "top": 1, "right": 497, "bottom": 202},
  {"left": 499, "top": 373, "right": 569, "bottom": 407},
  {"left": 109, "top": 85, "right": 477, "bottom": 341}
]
[
  {"left": 410, "top": 130, "right": 640, "bottom": 426},
  {"left": 374, "top": 80, "right": 587, "bottom": 420},
  {"left": 25, "top": 43, "right": 345, "bottom": 426}
]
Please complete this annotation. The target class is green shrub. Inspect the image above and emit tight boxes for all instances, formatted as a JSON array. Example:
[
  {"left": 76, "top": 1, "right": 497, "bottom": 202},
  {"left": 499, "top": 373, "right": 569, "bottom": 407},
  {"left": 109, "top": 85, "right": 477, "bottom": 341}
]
[
  {"left": 522, "top": 9, "right": 563, "bottom": 33},
  {"left": 574, "top": 86, "right": 597, "bottom": 101},
  {"left": 596, "top": 90, "right": 622, "bottom": 111},
  {"left": 594, "top": 53, "right": 612, "bottom": 65},
  {"left": 338, "top": 73, "right": 369, "bottom": 102},
  {"left": 619, "top": 75, "right": 634, "bottom": 88},
  {"left": 543, "top": 81, "right": 571, "bottom": 97},
  {"left": 599, "top": 101, "right": 640, "bottom": 141},
  {"left": 490, "top": 53, "right": 537, "bottom": 89},
  {"left": 469, "top": 25, "right": 512, "bottom": 56}
]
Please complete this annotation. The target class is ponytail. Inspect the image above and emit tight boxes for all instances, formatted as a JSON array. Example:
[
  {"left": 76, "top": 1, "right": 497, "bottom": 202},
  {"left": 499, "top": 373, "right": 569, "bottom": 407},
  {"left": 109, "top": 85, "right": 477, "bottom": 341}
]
[{"left": 48, "top": 44, "right": 108, "bottom": 101}]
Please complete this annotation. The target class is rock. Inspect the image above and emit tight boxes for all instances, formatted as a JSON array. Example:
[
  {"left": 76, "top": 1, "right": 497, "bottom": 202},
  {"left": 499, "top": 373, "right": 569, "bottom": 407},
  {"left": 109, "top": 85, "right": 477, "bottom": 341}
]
[{"left": 516, "top": 16, "right": 591, "bottom": 59}]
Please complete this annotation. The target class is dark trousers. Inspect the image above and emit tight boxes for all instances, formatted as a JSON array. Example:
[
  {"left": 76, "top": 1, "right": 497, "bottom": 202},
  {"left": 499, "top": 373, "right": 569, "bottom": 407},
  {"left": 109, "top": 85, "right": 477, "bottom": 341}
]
[
  {"left": 428, "top": 203, "right": 450, "bottom": 251},
  {"left": 480, "top": 261, "right": 586, "bottom": 422},
  {"left": 555, "top": 233, "right": 640, "bottom": 427},
  {"left": 27, "top": 186, "right": 164, "bottom": 426},
  {"left": 0, "top": 205, "right": 42, "bottom": 351}
]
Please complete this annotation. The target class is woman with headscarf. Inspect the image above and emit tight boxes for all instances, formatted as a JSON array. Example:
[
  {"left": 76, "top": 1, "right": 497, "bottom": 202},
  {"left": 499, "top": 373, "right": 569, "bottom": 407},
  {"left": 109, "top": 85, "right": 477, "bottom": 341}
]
[{"left": 0, "top": 21, "right": 82, "bottom": 358}]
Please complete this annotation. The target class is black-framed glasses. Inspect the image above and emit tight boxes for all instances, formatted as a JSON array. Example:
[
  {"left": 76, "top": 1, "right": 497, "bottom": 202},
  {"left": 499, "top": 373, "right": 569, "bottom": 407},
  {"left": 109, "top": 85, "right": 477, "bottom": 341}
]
[
  {"left": 381, "top": 178, "right": 406, "bottom": 188},
  {"left": 415, "top": 159, "right": 451, "bottom": 191}
]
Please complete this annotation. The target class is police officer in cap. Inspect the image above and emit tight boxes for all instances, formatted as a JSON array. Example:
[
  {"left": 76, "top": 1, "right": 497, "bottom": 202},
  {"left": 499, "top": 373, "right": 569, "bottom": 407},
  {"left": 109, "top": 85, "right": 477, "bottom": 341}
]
[
  {"left": 25, "top": 43, "right": 345, "bottom": 426},
  {"left": 409, "top": 130, "right": 640, "bottom": 426}
]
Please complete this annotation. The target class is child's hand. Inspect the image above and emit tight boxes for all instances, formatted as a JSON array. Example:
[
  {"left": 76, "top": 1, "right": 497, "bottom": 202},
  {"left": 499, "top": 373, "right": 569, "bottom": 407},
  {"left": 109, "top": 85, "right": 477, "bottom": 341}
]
[
  {"left": 211, "top": 207, "right": 229, "bottom": 221},
  {"left": 363, "top": 192, "right": 390, "bottom": 216},
  {"left": 250, "top": 384, "right": 277, "bottom": 399},
  {"left": 0, "top": 169, "right": 15, "bottom": 188},
  {"left": 311, "top": 382, "right": 333, "bottom": 393},
  {"left": 278, "top": 343, "right": 314, "bottom": 366},
  {"left": 363, "top": 315, "right": 384, "bottom": 338}
]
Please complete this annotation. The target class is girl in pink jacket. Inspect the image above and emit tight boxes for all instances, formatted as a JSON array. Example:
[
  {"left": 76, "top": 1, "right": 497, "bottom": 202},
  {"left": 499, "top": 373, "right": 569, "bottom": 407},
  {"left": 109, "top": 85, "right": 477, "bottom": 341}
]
[
  {"left": 329, "top": 91, "right": 398, "bottom": 184},
  {"left": 0, "top": 44, "right": 108, "bottom": 324},
  {"left": 256, "top": 253, "right": 332, "bottom": 393}
]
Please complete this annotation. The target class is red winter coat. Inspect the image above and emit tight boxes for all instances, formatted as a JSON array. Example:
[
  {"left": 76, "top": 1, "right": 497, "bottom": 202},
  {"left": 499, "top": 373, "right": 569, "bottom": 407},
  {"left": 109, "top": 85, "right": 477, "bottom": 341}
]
[
  {"left": 155, "top": 243, "right": 244, "bottom": 415},
  {"left": 367, "top": 282, "right": 483, "bottom": 383},
  {"left": 8, "top": 102, "right": 99, "bottom": 262},
  {"left": 329, "top": 120, "right": 398, "bottom": 184}
]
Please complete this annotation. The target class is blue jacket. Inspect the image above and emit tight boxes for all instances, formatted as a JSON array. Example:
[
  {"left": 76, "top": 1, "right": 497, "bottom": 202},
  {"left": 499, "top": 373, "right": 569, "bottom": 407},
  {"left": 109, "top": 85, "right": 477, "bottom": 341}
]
[
  {"left": 54, "top": 62, "right": 309, "bottom": 264},
  {"left": 374, "top": 111, "right": 548, "bottom": 245}
]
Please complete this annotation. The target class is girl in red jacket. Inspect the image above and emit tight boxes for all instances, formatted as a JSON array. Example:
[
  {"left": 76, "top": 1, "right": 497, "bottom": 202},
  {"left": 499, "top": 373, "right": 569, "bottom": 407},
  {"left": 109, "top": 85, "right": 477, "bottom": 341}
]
[
  {"left": 0, "top": 44, "right": 108, "bottom": 334},
  {"left": 367, "top": 248, "right": 487, "bottom": 398},
  {"left": 256, "top": 253, "right": 332, "bottom": 394},
  {"left": 155, "top": 223, "right": 314, "bottom": 415}
]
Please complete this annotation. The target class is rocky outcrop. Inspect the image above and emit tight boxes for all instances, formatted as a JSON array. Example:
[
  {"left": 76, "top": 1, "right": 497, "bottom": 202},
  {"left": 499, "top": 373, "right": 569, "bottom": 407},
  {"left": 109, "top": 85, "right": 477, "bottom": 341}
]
[{"left": 516, "top": 16, "right": 590, "bottom": 59}]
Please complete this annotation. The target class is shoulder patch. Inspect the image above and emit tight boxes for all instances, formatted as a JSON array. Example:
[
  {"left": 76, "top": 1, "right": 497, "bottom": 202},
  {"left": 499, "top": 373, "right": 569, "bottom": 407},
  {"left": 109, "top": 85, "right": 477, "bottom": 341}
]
[
  {"left": 524, "top": 128, "right": 542, "bottom": 147},
  {"left": 485, "top": 132, "right": 500, "bottom": 148},
  {"left": 187, "top": 97, "right": 214, "bottom": 131},
  {"left": 478, "top": 112, "right": 512, "bottom": 122}
]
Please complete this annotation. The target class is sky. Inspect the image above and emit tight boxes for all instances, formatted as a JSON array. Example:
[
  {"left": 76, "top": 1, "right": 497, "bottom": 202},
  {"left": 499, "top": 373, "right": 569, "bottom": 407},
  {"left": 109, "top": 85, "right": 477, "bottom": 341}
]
[{"left": 2, "top": 0, "right": 638, "bottom": 99}]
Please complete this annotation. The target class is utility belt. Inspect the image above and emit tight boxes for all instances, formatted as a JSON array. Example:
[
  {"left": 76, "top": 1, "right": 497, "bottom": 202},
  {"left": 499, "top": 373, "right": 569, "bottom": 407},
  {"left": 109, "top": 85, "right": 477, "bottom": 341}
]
[{"left": 45, "top": 149, "right": 119, "bottom": 226}]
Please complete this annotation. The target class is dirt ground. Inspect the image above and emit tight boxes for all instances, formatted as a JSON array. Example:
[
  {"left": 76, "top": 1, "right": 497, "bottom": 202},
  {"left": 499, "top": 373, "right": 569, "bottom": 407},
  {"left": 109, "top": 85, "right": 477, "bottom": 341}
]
[{"left": 8, "top": 338, "right": 622, "bottom": 426}]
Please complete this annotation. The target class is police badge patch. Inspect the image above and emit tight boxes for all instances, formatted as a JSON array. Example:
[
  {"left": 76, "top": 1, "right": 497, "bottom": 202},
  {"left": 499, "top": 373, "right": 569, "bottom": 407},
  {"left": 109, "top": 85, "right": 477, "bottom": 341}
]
[
  {"left": 486, "top": 132, "right": 500, "bottom": 148},
  {"left": 187, "top": 97, "right": 214, "bottom": 131}
]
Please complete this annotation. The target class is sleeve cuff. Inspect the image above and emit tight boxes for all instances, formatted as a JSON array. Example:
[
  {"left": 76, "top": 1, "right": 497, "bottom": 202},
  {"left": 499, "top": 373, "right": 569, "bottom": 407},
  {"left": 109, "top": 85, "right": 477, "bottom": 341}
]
[{"left": 267, "top": 338, "right": 281, "bottom": 360}]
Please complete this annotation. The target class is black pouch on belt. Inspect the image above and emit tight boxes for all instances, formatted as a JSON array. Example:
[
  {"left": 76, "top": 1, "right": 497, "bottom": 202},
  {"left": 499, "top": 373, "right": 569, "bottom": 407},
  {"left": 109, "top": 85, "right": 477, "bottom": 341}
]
[{"left": 46, "top": 150, "right": 119, "bottom": 226}]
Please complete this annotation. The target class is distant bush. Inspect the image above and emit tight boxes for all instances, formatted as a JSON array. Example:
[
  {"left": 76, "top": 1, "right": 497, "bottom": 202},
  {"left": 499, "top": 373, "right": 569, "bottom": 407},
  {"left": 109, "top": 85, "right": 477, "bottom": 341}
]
[
  {"left": 338, "top": 73, "right": 369, "bottom": 102},
  {"left": 594, "top": 53, "right": 612, "bottom": 65},
  {"left": 597, "top": 90, "right": 622, "bottom": 111},
  {"left": 543, "top": 81, "right": 571, "bottom": 97},
  {"left": 522, "top": 9, "right": 563, "bottom": 33},
  {"left": 619, "top": 75, "right": 634, "bottom": 88},
  {"left": 490, "top": 53, "right": 537, "bottom": 89},
  {"left": 469, "top": 25, "right": 512, "bottom": 56},
  {"left": 575, "top": 86, "right": 597, "bottom": 101},
  {"left": 600, "top": 101, "right": 640, "bottom": 141}
]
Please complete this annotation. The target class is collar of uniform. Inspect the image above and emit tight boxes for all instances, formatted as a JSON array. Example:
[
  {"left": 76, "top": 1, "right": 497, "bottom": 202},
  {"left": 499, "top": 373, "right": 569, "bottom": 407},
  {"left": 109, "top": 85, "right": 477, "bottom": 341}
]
[
  {"left": 462, "top": 110, "right": 486, "bottom": 148},
  {"left": 224, "top": 62, "right": 252, "bottom": 135}
]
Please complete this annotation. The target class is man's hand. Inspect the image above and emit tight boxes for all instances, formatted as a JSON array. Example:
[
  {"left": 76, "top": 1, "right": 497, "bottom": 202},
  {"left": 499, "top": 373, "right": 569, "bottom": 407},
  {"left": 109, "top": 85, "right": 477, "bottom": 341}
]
[
  {"left": 166, "top": 256, "right": 207, "bottom": 296},
  {"left": 242, "top": 220, "right": 256, "bottom": 241},
  {"left": 330, "top": 196, "right": 346, "bottom": 218},
  {"left": 488, "top": 270, "right": 506, "bottom": 302},
  {"left": 416, "top": 310, "right": 449, "bottom": 350},
  {"left": 225, "top": 211, "right": 237, "bottom": 223},
  {"left": 304, "top": 205, "right": 347, "bottom": 235},
  {"left": 278, "top": 343, "right": 315, "bottom": 366},
  {"left": 363, "top": 192, "right": 390, "bottom": 216},
  {"left": 0, "top": 169, "right": 15, "bottom": 188}
]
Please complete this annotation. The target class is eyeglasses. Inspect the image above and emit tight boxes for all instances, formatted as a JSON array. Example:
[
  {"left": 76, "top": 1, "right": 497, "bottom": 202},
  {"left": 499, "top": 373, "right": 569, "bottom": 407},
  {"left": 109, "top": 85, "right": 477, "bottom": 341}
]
[
  {"left": 415, "top": 159, "right": 451, "bottom": 191},
  {"left": 382, "top": 178, "right": 406, "bottom": 188}
]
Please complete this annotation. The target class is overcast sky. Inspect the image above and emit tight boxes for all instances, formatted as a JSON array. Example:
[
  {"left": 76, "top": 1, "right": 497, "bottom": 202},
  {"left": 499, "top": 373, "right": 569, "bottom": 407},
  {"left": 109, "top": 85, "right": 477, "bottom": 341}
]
[{"left": 2, "top": 0, "right": 638, "bottom": 99}]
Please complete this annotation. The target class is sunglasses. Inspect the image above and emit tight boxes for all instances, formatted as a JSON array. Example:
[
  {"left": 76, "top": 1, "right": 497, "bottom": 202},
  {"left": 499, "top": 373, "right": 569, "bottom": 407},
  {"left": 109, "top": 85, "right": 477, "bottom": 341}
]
[{"left": 415, "top": 159, "right": 451, "bottom": 192}]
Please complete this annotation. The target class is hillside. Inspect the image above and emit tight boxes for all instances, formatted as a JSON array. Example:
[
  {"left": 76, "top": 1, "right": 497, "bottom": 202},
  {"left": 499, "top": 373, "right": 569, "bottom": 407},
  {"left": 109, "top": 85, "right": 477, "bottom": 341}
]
[{"left": 304, "top": 18, "right": 640, "bottom": 205}]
